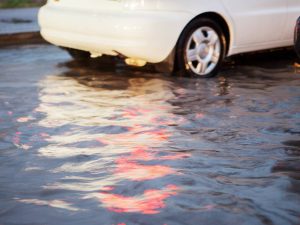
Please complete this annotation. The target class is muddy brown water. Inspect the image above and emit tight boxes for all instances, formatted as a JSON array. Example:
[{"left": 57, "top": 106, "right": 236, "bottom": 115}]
[{"left": 0, "top": 45, "right": 299, "bottom": 225}]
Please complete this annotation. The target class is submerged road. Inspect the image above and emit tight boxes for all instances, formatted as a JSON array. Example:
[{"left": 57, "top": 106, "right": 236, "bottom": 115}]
[{"left": 0, "top": 44, "right": 300, "bottom": 225}]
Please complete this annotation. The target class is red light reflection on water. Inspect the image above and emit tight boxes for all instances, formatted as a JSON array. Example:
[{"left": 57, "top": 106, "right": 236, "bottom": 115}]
[
  {"left": 12, "top": 131, "right": 31, "bottom": 150},
  {"left": 95, "top": 137, "right": 110, "bottom": 146},
  {"left": 12, "top": 129, "right": 50, "bottom": 151},
  {"left": 99, "top": 185, "right": 179, "bottom": 214},
  {"left": 115, "top": 158, "right": 176, "bottom": 181},
  {"left": 119, "top": 146, "right": 191, "bottom": 162},
  {"left": 160, "top": 153, "right": 191, "bottom": 160},
  {"left": 114, "top": 146, "right": 190, "bottom": 181},
  {"left": 101, "top": 127, "right": 171, "bottom": 146},
  {"left": 150, "top": 116, "right": 186, "bottom": 126},
  {"left": 39, "top": 132, "right": 50, "bottom": 138},
  {"left": 120, "top": 146, "right": 155, "bottom": 161},
  {"left": 195, "top": 113, "right": 205, "bottom": 119},
  {"left": 17, "top": 117, "right": 31, "bottom": 123},
  {"left": 96, "top": 106, "right": 190, "bottom": 215},
  {"left": 122, "top": 108, "right": 151, "bottom": 119},
  {"left": 147, "top": 129, "right": 170, "bottom": 141}
]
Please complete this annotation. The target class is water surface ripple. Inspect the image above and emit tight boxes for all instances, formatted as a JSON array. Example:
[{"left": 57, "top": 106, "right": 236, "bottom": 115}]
[{"left": 0, "top": 45, "right": 300, "bottom": 225}]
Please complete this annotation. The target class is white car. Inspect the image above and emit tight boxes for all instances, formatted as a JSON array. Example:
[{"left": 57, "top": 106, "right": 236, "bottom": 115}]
[{"left": 38, "top": 0, "right": 300, "bottom": 77}]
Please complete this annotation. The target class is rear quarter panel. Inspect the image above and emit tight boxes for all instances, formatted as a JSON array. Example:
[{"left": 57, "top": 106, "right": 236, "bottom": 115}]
[{"left": 157, "top": 0, "right": 234, "bottom": 55}]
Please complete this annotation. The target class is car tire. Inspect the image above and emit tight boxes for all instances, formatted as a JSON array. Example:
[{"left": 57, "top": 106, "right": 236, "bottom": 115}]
[{"left": 176, "top": 17, "right": 227, "bottom": 78}]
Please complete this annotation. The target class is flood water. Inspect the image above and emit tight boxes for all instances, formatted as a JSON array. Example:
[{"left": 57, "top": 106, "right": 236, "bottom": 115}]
[{"left": 0, "top": 45, "right": 300, "bottom": 225}]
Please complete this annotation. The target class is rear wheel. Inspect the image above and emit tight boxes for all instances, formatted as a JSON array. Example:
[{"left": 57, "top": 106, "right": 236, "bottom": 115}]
[{"left": 176, "top": 18, "right": 227, "bottom": 78}]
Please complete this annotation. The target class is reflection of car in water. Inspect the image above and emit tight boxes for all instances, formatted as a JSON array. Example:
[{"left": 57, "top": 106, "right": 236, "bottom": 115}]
[
  {"left": 295, "top": 17, "right": 300, "bottom": 59},
  {"left": 38, "top": 0, "right": 300, "bottom": 78}
]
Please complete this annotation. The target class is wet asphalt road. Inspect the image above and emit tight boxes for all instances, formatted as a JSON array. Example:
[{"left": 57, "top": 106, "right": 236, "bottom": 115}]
[{"left": 0, "top": 44, "right": 300, "bottom": 225}]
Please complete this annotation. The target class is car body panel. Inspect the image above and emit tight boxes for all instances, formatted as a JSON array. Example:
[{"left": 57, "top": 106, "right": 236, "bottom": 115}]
[
  {"left": 221, "top": 0, "right": 287, "bottom": 45},
  {"left": 39, "top": 5, "right": 193, "bottom": 63},
  {"left": 38, "top": 0, "right": 300, "bottom": 63},
  {"left": 284, "top": 0, "right": 300, "bottom": 40}
]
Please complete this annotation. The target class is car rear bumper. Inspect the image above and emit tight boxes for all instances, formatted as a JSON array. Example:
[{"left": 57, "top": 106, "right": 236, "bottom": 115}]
[{"left": 38, "top": 5, "right": 192, "bottom": 63}]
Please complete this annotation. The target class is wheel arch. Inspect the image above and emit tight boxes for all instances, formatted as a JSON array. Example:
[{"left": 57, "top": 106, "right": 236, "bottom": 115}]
[
  {"left": 156, "top": 11, "right": 232, "bottom": 73},
  {"left": 183, "top": 12, "right": 231, "bottom": 55}
]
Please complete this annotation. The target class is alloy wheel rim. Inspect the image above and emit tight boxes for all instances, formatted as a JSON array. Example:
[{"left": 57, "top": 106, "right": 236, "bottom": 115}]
[{"left": 185, "top": 26, "right": 221, "bottom": 76}]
